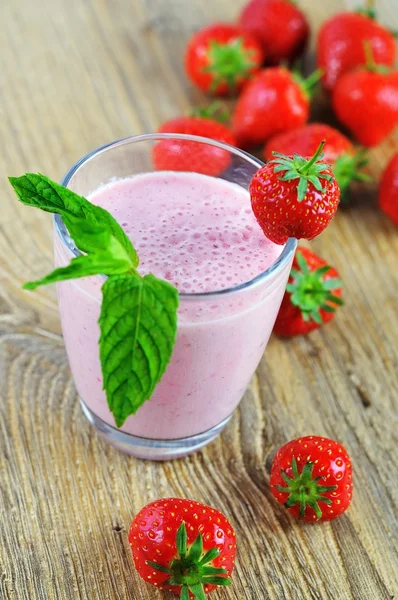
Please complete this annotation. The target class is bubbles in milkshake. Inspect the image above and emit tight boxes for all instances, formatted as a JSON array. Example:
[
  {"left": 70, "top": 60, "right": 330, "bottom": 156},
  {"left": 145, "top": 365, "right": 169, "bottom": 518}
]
[{"left": 89, "top": 171, "right": 284, "bottom": 294}]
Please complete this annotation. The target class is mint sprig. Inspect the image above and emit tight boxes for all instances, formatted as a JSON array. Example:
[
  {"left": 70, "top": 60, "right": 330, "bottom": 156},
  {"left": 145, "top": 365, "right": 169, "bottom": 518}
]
[
  {"left": 23, "top": 219, "right": 135, "bottom": 290},
  {"left": 9, "top": 173, "right": 138, "bottom": 264},
  {"left": 99, "top": 273, "right": 178, "bottom": 427},
  {"left": 9, "top": 173, "right": 179, "bottom": 427}
]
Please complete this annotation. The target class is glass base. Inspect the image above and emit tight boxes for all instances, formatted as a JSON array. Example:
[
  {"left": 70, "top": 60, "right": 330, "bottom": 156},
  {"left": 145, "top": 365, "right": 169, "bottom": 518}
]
[{"left": 80, "top": 400, "right": 232, "bottom": 460}]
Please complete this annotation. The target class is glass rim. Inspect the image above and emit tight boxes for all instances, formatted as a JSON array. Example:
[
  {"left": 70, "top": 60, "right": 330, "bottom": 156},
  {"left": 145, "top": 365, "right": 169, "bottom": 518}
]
[{"left": 54, "top": 133, "right": 297, "bottom": 299}]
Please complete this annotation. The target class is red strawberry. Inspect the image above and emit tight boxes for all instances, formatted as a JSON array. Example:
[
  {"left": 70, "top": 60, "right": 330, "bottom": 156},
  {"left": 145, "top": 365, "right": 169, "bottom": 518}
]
[
  {"left": 154, "top": 116, "right": 236, "bottom": 176},
  {"left": 239, "top": 0, "right": 309, "bottom": 65},
  {"left": 184, "top": 23, "right": 263, "bottom": 96},
  {"left": 264, "top": 124, "right": 370, "bottom": 200},
  {"left": 332, "top": 45, "right": 398, "bottom": 147},
  {"left": 129, "top": 498, "right": 236, "bottom": 599},
  {"left": 379, "top": 152, "right": 398, "bottom": 226},
  {"left": 232, "top": 67, "right": 321, "bottom": 148},
  {"left": 250, "top": 141, "right": 340, "bottom": 244},
  {"left": 317, "top": 10, "right": 396, "bottom": 91},
  {"left": 270, "top": 436, "right": 353, "bottom": 522},
  {"left": 273, "top": 247, "right": 343, "bottom": 337}
]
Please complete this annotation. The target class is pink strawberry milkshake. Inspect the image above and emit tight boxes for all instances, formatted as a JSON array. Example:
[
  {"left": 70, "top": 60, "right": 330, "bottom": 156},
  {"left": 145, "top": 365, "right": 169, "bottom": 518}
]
[{"left": 54, "top": 169, "right": 295, "bottom": 454}]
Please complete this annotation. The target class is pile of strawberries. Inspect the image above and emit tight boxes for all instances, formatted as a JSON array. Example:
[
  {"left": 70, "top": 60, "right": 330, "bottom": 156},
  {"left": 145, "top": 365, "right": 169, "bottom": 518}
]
[{"left": 156, "top": 0, "right": 397, "bottom": 338}]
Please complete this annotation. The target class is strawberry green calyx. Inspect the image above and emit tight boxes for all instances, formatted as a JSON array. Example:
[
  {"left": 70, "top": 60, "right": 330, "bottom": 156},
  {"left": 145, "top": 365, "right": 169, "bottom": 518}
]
[
  {"left": 275, "top": 456, "right": 338, "bottom": 519},
  {"left": 357, "top": 0, "right": 376, "bottom": 20},
  {"left": 270, "top": 140, "right": 333, "bottom": 202},
  {"left": 332, "top": 150, "right": 372, "bottom": 201},
  {"left": 292, "top": 68, "right": 323, "bottom": 99},
  {"left": 287, "top": 251, "right": 343, "bottom": 324},
  {"left": 204, "top": 38, "right": 257, "bottom": 91},
  {"left": 190, "top": 101, "right": 230, "bottom": 124},
  {"left": 147, "top": 522, "right": 231, "bottom": 599},
  {"left": 357, "top": 8, "right": 376, "bottom": 19}
]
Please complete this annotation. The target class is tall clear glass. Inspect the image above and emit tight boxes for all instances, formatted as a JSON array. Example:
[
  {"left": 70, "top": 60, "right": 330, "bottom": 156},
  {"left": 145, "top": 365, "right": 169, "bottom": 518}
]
[{"left": 54, "top": 134, "right": 296, "bottom": 460}]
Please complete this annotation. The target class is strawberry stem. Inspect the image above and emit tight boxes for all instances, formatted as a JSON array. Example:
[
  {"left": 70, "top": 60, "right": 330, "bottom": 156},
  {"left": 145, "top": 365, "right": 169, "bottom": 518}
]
[
  {"left": 203, "top": 38, "right": 258, "bottom": 92},
  {"left": 293, "top": 68, "right": 323, "bottom": 99},
  {"left": 364, "top": 40, "right": 376, "bottom": 70},
  {"left": 147, "top": 522, "right": 231, "bottom": 599},
  {"left": 300, "top": 141, "right": 326, "bottom": 174},
  {"left": 333, "top": 150, "right": 372, "bottom": 202},
  {"left": 275, "top": 456, "right": 338, "bottom": 520},
  {"left": 189, "top": 102, "right": 230, "bottom": 123},
  {"left": 357, "top": 0, "right": 376, "bottom": 19},
  {"left": 363, "top": 40, "right": 391, "bottom": 73},
  {"left": 270, "top": 141, "right": 333, "bottom": 202}
]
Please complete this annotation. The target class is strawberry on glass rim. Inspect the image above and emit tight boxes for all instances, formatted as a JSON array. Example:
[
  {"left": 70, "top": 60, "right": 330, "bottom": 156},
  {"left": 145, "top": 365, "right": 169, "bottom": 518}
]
[
  {"left": 270, "top": 436, "right": 353, "bottom": 522},
  {"left": 264, "top": 123, "right": 370, "bottom": 202},
  {"left": 129, "top": 498, "right": 236, "bottom": 599},
  {"left": 250, "top": 141, "right": 340, "bottom": 244}
]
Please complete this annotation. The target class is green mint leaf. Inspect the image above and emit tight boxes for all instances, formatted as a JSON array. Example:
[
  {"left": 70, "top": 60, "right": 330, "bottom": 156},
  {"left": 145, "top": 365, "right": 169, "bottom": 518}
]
[
  {"left": 23, "top": 251, "right": 134, "bottom": 290},
  {"left": 62, "top": 214, "right": 113, "bottom": 254},
  {"left": 99, "top": 272, "right": 179, "bottom": 426},
  {"left": 9, "top": 173, "right": 138, "bottom": 267},
  {"left": 64, "top": 215, "right": 136, "bottom": 269},
  {"left": 22, "top": 214, "right": 136, "bottom": 290}
]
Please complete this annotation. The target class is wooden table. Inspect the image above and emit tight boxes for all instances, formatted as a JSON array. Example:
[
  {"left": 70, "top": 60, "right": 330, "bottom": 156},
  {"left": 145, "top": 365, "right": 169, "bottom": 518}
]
[{"left": 1, "top": 1, "right": 397, "bottom": 598}]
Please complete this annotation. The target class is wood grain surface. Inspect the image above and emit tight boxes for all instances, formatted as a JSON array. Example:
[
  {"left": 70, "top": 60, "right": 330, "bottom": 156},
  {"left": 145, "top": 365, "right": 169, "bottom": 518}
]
[{"left": 1, "top": 0, "right": 397, "bottom": 599}]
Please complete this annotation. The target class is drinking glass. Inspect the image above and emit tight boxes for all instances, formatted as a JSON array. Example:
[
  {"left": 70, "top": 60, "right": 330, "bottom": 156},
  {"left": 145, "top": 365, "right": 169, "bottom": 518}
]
[{"left": 54, "top": 134, "right": 296, "bottom": 460}]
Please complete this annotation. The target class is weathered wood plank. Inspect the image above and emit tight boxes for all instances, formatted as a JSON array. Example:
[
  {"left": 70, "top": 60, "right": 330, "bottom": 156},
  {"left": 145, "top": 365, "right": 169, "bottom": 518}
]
[{"left": 0, "top": 0, "right": 397, "bottom": 599}]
